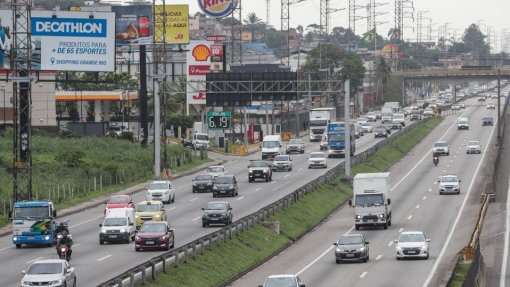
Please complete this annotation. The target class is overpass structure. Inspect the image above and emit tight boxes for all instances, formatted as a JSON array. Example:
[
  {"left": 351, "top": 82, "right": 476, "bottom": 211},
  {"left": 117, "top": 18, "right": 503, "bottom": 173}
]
[{"left": 393, "top": 68, "right": 510, "bottom": 82}]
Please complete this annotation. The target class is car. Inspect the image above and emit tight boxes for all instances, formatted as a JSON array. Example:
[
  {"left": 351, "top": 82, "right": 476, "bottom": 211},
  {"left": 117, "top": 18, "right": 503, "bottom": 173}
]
[
  {"left": 466, "top": 140, "right": 481, "bottom": 154},
  {"left": 423, "top": 107, "right": 434, "bottom": 116},
  {"left": 354, "top": 125, "right": 364, "bottom": 138},
  {"left": 356, "top": 117, "right": 368, "bottom": 124},
  {"left": 333, "top": 234, "right": 369, "bottom": 263},
  {"left": 319, "top": 134, "right": 328, "bottom": 151},
  {"left": 259, "top": 274, "right": 305, "bottom": 287},
  {"left": 374, "top": 127, "right": 388, "bottom": 138},
  {"left": 394, "top": 231, "right": 430, "bottom": 260},
  {"left": 206, "top": 165, "right": 226, "bottom": 179},
  {"left": 248, "top": 160, "right": 273, "bottom": 182},
  {"left": 146, "top": 180, "right": 175, "bottom": 204},
  {"left": 457, "top": 117, "right": 469, "bottom": 130},
  {"left": 213, "top": 174, "right": 239, "bottom": 197},
  {"left": 403, "top": 107, "right": 412, "bottom": 115},
  {"left": 438, "top": 175, "right": 461, "bottom": 195},
  {"left": 272, "top": 155, "right": 292, "bottom": 172},
  {"left": 286, "top": 138, "right": 305, "bottom": 154},
  {"left": 104, "top": 194, "right": 135, "bottom": 214},
  {"left": 376, "top": 124, "right": 391, "bottom": 134},
  {"left": 373, "top": 110, "right": 382, "bottom": 119},
  {"left": 202, "top": 201, "right": 232, "bottom": 227},
  {"left": 135, "top": 201, "right": 167, "bottom": 229},
  {"left": 478, "top": 94, "right": 486, "bottom": 101},
  {"left": 366, "top": 111, "right": 377, "bottom": 122},
  {"left": 308, "top": 152, "right": 327, "bottom": 169},
  {"left": 135, "top": 221, "right": 174, "bottom": 251},
  {"left": 21, "top": 259, "right": 76, "bottom": 287},
  {"left": 458, "top": 102, "right": 465, "bottom": 109},
  {"left": 192, "top": 174, "right": 214, "bottom": 193},
  {"left": 410, "top": 111, "right": 422, "bottom": 121},
  {"left": 389, "top": 120, "right": 402, "bottom": 130},
  {"left": 487, "top": 102, "right": 496, "bottom": 110},
  {"left": 482, "top": 116, "right": 494, "bottom": 126},
  {"left": 360, "top": 122, "right": 373, "bottom": 133},
  {"left": 451, "top": 104, "right": 460, "bottom": 110},
  {"left": 432, "top": 141, "right": 449, "bottom": 155},
  {"left": 108, "top": 124, "right": 127, "bottom": 136}
]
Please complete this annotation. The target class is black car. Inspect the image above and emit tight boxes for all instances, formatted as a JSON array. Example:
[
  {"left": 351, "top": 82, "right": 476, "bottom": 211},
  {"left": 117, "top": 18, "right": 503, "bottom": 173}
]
[
  {"left": 192, "top": 174, "right": 214, "bottom": 193},
  {"left": 202, "top": 201, "right": 233, "bottom": 227},
  {"left": 389, "top": 120, "right": 402, "bottom": 130},
  {"left": 376, "top": 124, "right": 391, "bottom": 134},
  {"left": 374, "top": 127, "right": 388, "bottom": 138},
  {"left": 482, "top": 116, "right": 494, "bottom": 126},
  {"left": 248, "top": 160, "right": 273, "bottom": 182},
  {"left": 212, "top": 174, "right": 238, "bottom": 197},
  {"left": 333, "top": 234, "right": 369, "bottom": 263}
]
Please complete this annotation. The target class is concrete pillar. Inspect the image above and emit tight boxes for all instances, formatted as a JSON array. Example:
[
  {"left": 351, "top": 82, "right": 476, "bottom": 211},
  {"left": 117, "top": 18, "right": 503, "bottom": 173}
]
[
  {"left": 103, "top": 101, "right": 111, "bottom": 122},
  {"left": 94, "top": 100, "right": 101, "bottom": 122}
]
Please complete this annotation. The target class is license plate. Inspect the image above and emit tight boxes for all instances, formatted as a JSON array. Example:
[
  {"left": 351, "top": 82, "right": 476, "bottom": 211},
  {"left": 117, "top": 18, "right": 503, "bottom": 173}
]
[
  {"left": 199, "top": 186, "right": 204, "bottom": 189},
  {"left": 27, "top": 236, "right": 34, "bottom": 240},
  {"left": 109, "top": 235, "right": 117, "bottom": 239},
  {"left": 407, "top": 251, "right": 416, "bottom": 254},
  {"left": 210, "top": 218, "right": 218, "bottom": 221},
  {"left": 145, "top": 241, "right": 154, "bottom": 245},
  {"left": 372, "top": 220, "right": 378, "bottom": 223},
  {"left": 346, "top": 254, "right": 355, "bottom": 257}
]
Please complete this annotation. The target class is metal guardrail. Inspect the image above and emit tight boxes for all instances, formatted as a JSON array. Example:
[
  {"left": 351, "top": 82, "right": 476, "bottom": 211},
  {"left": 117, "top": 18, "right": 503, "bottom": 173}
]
[{"left": 98, "top": 118, "right": 428, "bottom": 287}]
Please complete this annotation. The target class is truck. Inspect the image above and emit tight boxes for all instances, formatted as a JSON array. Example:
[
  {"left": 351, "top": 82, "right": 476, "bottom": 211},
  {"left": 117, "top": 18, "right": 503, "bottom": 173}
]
[
  {"left": 381, "top": 107, "right": 393, "bottom": 124},
  {"left": 11, "top": 200, "right": 58, "bottom": 248},
  {"left": 383, "top": 102, "right": 401, "bottom": 113},
  {"left": 309, "top": 107, "right": 336, "bottom": 142},
  {"left": 326, "top": 121, "right": 355, "bottom": 158},
  {"left": 261, "top": 134, "right": 282, "bottom": 160},
  {"left": 349, "top": 173, "right": 392, "bottom": 230}
]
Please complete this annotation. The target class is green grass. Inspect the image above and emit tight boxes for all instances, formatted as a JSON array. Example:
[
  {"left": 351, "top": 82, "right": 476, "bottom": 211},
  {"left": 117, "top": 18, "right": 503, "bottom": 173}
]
[
  {"left": 447, "top": 260, "right": 471, "bottom": 287},
  {"left": 137, "top": 117, "right": 443, "bottom": 287}
]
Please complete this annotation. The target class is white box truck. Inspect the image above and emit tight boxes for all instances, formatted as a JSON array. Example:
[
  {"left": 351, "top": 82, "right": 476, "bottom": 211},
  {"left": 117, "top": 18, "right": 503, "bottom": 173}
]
[
  {"left": 349, "top": 172, "right": 392, "bottom": 230},
  {"left": 309, "top": 107, "right": 336, "bottom": 142},
  {"left": 261, "top": 134, "right": 282, "bottom": 160}
]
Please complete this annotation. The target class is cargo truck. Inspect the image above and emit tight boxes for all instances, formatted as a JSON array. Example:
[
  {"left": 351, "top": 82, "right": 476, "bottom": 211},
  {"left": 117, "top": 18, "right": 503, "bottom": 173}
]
[
  {"left": 349, "top": 173, "right": 392, "bottom": 230},
  {"left": 309, "top": 107, "right": 336, "bottom": 142},
  {"left": 11, "top": 200, "right": 58, "bottom": 248}
]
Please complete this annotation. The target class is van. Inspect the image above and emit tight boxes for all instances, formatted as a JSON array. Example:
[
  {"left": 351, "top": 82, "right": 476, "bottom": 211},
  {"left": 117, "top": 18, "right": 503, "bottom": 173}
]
[
  {"left": 192, "top": 133, "right": 210, "bottom": 149},
  {"left": 457, "top": 117, "right": 469, "bottom": 130},
  {"left": 99, "top": 207, "right": 136, "bottom": 244},
  {"left": 261, "top": 135, "right": 282, "bottom": 160}
]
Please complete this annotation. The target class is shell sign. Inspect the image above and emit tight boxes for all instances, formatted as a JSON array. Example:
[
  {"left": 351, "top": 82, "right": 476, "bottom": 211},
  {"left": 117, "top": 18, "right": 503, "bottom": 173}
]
[
  {"left": 192, "top": 44, "right": 211, "bottom": 62},
  {"left": 198, "top": 0, "right": 238, "bottom": 18}
]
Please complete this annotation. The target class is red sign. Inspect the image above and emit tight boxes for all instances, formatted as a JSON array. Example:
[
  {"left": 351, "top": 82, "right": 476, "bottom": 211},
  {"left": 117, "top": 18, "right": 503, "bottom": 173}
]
[
  {"left": 207, "top": 35, "right": 227, "bottom": 42},
  {"left": 210, "top": 44, "right": 223, "bottom": 56},
  {"left": 193, "top": 90, "right": 207, "bottom": 100},
  {"left": 189, "top": 65, "right": 210, "bottom": 76}
]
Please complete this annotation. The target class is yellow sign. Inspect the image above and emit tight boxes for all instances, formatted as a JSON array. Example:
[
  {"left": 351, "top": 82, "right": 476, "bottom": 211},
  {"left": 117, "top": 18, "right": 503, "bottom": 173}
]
[{"left": 154, "top": 5, "right": 189, "bottom": 44}]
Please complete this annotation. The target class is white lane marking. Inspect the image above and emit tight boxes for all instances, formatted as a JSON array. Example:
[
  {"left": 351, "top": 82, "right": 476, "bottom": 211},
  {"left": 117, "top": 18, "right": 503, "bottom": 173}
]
[
  {"left": 272, "top": 187, "right": 279, "bottom": 191},
  {"left": 423, "top": 196, "right": 427, "bottom": 200},
  {"left": 97, "top": 255, "right": 112, "bottom": 262},
  {"left": 192, "top": 216, "right": 201, "bottom": 222},
  {"left": 26, "top": 257, "right": 43, "bottom": 264},
  {"left": 424, "top": 119, "right": 497, "bottom": 287},
  {"left": 299, "top": 168, "right": 303, "bottom": 171},
  {"left": 407, "top": 215, "right": 413, "bottom": 220},
  {"left": 237, "top": 196, "right": 245, "bottom": 201},
  {"left": 416, "top": 205, "right": 420, "bottom": 209},
  {"left": 446, "top": 165, "right": 450, "bottom": 168},
  {"left": 190, "top": 197, "right": 198, "bottom": 202},
  {"left": 70, "top": 215, "right": 104, "bottom": 229},
  {"left": 271, "top": 180, "right": 277, "bottom": 184},
  {"left": 296, "top": 226, "right": 354, "bottom": 275},
  {"left": 360, "top": 271, "right": 367, "bottom": 278},
  {"left": 73, "top": 243, "right": 81, "bottom": 247},
  {"left": 255, "top": 188, "right": 261, "bottom": 192},
  {"left": 0, "top": 246, "right": 13, "bottom": 251},
  {"left": 450, "top": 159, "right": 454, "bottom": 162},
  {"left": 501, "top": 174, "right": 510, "bottom": 286},
  {"left": 167, "top": 206, "right": 176, "bottom": 211},
  {"left": 376, "top": 254, "right": 382, "bottom": 261},
  {"left": 388, "top": 241, "right": 394, "bottom": 246},
  {"left": 399, "top": 228, "right": 404, "bottom": 233},
  {"left": 442, "top": 170, "right": 447, "bottom": 173},
  {"left": 429, "top": 188, "right": 433, "bottom": 191},
  {"left": 284, "top": 174, "right": 291, "bottom": 178}
]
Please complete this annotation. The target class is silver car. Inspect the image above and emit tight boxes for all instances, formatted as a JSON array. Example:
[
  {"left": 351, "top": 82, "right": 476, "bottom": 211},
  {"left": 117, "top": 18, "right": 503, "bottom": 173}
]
[
  {"left": 21, "top": 259, "right": 76, "bottom": 287},
  {"left": 438, "top": 175, "right": 461, "bottom": 195},
  {"left": 259, "top": 274, "right": 305, "bottom": 287},
  {"left": 360, "top": 122, "right": 373, "bottom": 133},
  {"left": 466, "top": 140, "right": 481, "bottom": 154},
  {"left": 308, "top": 152, "right": 327, "bottom": 169},
  {"left": 395, "top": 231, "right": 430, "bottom": 260},
  {"left": 272, "top": 155, "right": 292, "bottom": 172}
]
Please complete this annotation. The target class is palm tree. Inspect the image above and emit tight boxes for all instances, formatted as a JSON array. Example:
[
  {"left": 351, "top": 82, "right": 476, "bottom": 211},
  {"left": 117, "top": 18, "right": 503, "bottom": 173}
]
[
  {"left": 243, "top": 12, "right": 263, "bottom": 43},
  {"left": 374, "top": 56, "right": 392, "bottom": 104}
]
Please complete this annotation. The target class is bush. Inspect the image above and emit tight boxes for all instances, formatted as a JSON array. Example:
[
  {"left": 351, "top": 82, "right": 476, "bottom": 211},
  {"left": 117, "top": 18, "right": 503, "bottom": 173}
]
[{"left": 55, "top": 149, "right": 85, "bottom": 168}]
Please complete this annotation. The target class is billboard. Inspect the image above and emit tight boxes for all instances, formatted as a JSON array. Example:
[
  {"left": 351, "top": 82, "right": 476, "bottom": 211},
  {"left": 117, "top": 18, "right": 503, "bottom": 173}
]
[
  {"left": 111, "top": 5, "right": 153, "bottom": 46},
  {"left": 154, "top": 5, "right": 189, "bottom": 44},
  {"left": 187, "top": 40, "right": 212, "bottom": 105},
  {"left": 197, "top": 0, "right": 237, "bottom": 18},
  {"left": 0, "top": 10, "right": 115, "bottom": 71}
]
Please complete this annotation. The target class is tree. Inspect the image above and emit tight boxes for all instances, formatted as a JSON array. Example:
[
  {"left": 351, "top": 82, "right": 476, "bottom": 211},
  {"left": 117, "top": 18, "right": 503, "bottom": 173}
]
[
  {"left": 462, "top": 24, "right": 490, "bottom": 64},
  {"left": 265, "top": 28, "right": 282, "bottom": 49},
  {"left": 243, "top": 12, "right": 264, "bottom": 43},
  {"left": 296, "top": 25, "right": 304, "bottom": 39},
  {"left": 374, "top": 56, "right": 392, "bottom": 104}
]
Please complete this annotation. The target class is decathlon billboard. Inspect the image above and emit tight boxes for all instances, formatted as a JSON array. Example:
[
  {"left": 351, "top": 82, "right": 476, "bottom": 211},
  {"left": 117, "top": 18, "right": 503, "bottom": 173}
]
[{"left": 31, "top": 11, "right": 115, "bottom": 72}]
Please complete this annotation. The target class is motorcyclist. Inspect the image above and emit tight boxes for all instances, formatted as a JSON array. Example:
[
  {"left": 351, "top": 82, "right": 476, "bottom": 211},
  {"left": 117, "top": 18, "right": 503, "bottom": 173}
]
[
  {"left": 56, "top": 231, "right": 73, "bottom": 259},
  {"left": 55, "top": 221, "right": 69, "bottom": 235},
  {"left": 432, "top": 151, "right": 439, "bottom": 164}
]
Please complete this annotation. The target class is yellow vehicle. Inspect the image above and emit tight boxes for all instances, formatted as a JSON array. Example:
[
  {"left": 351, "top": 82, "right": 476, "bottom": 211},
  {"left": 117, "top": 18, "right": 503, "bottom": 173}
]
[{"left": 135, "top": 201, "right": 167, "bottom": 229}]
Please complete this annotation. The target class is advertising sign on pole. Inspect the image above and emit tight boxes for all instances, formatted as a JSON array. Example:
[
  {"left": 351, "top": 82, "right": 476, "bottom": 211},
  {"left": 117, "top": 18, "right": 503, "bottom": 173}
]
[
  {"left": 187, "top": 40, "right": 212, "bottom": 105},
  {"left": 154, "top": 5, "right": 189, "bottom": 44},
  {"left": 111, "top": 5, "right": 153, "bottom": 46},
  {"left": 207, "top": 111, "right": 231, "bottom": 130},
  {"left": 209, "top": 44, "right": 224, "bottom": 73},
  {"left": 197, "top": 0, "right": 238, "bottom": 18}
]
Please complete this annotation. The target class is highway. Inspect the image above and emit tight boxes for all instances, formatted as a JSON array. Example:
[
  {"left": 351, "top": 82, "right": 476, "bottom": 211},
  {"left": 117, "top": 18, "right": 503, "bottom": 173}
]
[
  {"left": 0, "top": 118, "right": 411, "bottom": 286},
  {"left": 230, "top": 96, "right": 502, "bottom": 287}
]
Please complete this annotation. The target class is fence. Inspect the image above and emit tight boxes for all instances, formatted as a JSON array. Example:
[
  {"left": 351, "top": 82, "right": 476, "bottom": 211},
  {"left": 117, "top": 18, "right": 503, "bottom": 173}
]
[{"left": 99, "top": 117, "right": 428, "bottom": 287}]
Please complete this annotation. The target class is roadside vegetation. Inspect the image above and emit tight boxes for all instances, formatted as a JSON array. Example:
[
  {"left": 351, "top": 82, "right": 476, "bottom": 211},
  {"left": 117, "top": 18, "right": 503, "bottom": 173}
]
[
  {"left": 141, "top": 117, "right": 443, "bottom": 287},
  {"left": 447, "top": 260, "right": 470, "bottom": 287},
  {"left": 0, "top": 129, "right": 210, "bottom": 226}
]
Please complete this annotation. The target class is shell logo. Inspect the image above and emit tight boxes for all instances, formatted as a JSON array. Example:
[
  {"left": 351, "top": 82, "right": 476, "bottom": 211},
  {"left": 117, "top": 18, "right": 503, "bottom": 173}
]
[
  {"left": 198, "top": 0, "right": 238, "bottom": 18},
  {"left": 192, "top": 44, "right": 211, "bottom": 62}
]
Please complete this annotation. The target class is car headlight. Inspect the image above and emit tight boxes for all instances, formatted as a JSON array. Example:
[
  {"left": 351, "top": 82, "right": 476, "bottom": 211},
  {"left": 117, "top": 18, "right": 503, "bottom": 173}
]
[
  {"left": 358, "top": 247, "right": 365, "bottom": 252},
  {"left": 336, "top": 248, "right": 345, "bottom": 252},
  {"left": 421, "top": 245, "right": 428, "bottom": 251},
  {"left": 135, "top": 214, "right": 139, "bottom": 218},
  {"left": 192, "top": 182, "right": 197, "bottom": 186},
  {"left": 154, "top": 214, "right": 161, "bottom": 218},
  {"left": 22, "top": 280, "right": 30, "bottom": 285},
  {"left": 135, "top": 236, "right": 140, "bottom": 241},
  {"left": 207, "top": 182, "right": 213, "bottom": 186},
  {"left": 44, "top": 235, "right": 50, "bottom": 240},
  {"left": 355, "top": 215, "right": 361, "bottom": 219},
  {"left": 213, "top": 186, "right": 218, "bottom": 190},
  {"left": 263, "top": 170, "right": 268, "bottom": 173},
  {"left": 164, "top": 191, "right": 170, "bottom": 194},
  {"left": 50, "top": 280, "right": 63, "bottom": 284},
  {"left": 120, "top": 228, "right": 126, "bottom": 233},
  {"left": 146, "top": 192, "right": 151, "bottom": 197},
  {"left": 249, "top": 170, "right": 253, "bottom": 173},
  {"left": 396, "top": 245, "right": 403, "bottom": 251},
  {"left": 222, "top": 212, "right": 229, "bottom": 217},
  {"left": 379, "top": 214, "right": 385, "bottom": 218},
  {"left": 101, "top": 229, "right": 107, "bottom": 234},
  {"left": 229, "top": 185, "right": 234, "bottom": 189}
]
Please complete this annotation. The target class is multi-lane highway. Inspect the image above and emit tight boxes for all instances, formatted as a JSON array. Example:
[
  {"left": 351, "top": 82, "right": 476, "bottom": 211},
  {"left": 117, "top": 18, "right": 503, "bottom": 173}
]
[
  {"left": 0, "top": 117, "right": 412, "bottom": 286},
  {"left": 230, "top": 96, "right": 502, "bottom": 287}
]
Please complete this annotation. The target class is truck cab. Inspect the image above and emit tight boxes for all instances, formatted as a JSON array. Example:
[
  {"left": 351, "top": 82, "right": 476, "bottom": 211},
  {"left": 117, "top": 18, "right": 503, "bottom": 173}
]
[
  {"left": 12, "top": 201, "right": 57, "bottom": 248},
  {"left": 261, "top": 135, "right": 282, "bottom": 160}
]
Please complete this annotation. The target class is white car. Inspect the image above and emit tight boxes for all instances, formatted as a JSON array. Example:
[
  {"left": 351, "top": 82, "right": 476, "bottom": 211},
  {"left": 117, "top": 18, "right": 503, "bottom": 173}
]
[
  {"left": 356, "top": 117, "right": 368, "bottom": 125},
  {"left": 395, "top": 231, "right": 430, "bottom": 260},
  {"left": 438, "top": 175, "right": 461, "bottom": 195},
  {"left": 451, "top": 104, "right": 460, "bottom": 110},
  {"left": 366, "top": 112, "right": 377, "bottom": 122},
  {"left": 423, "top": 108, "right": 434, "bottom": 116},
  {"left": 487, "top": 102, "right": 496, "bottom": 110},
  {"left": 432, "top": 141, "right": 449, "bottom": 155},
  {"left": 146, "top": 180, "right": 175, "bottom": 203},
  {"left": 360, "top": 122, "right": 373, "bottom": 133},
  {"left": 272, "top": 155, "right": 292, "bottom": 172},
  {"left": 206, "top": 165, "right": 226, "bottom": 179},
  {"left": 260, "top": 274, "right": 305, "bottom": 287},
  {"left": 319, "top": 134, "right": 328, "bottom": 151},
  {"left": 21, "top": 259, "right": 76, "bottom": 287},
  {"left": 466, "top": 140, "right": 481, "bottom": 154},
  {"left": 308, "top": 152, "right": 327, "bottom": 169}
]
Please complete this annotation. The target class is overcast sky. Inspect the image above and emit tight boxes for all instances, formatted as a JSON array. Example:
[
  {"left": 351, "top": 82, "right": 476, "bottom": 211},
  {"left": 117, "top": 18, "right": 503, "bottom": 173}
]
[{"left": 181, "top": 0, "right": 509, "bottom": 52}]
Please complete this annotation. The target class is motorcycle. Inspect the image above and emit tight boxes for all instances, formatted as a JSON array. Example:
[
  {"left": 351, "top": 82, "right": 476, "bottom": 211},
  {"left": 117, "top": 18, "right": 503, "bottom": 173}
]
[
  {"left": 433, "top": 156, "right": 439, "bottom": 166},
  {"left": 56, "top": 234, "right": 72, "bottom": 261}
]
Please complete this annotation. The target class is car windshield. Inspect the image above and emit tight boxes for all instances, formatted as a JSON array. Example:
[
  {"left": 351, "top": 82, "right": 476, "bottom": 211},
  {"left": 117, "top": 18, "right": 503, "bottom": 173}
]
[
  {"left": 136, "top": 204, "right": 161, "bottom": 212},
  {"left": 467, "top": 141, "right": 479, "bottom": 146},
  {"left": 208, "top": 167, "right": 224, "bottom": 173},
  {"left": 274, "top": 156, "right": 289, "bottom": 161},
  {"left": 310, "top": 153, "right": 325, "bottom": 159},
  {"left": 399, "top": 233, "right": 425, "bottom": 242},
  {"left": 338, "top": 236, "right": 364, "bottom": 245},
  {"left": 264, "top": 277, "right": 296, "bottom": 287},
  {"left": 441, "top": 176, "right": 458, "bottom": 183},
  {"left": 103, "top": 217, "right": 127, "bottom": 226},
  {"left": 251, "top": 161, "right": 269, "bottom": 167},
  {"left": 329, "top": 134, "right": 345, "bottom": 142},
  {"left": 263, "top": 141, "right": 279, "bottom": 148},
  {"left": 361, "top": 123, "right": 370, "bottom": 127},
  {"left": 354, "top": 194, "right": 385, "bottom": 207},
  {"left": 108, "top": 196, "right": 129, "bottom": 204},
  {"left": 195, "top": 175, "right": 212, "bottom": 181},
  {"left": 310, "top": 120, "right": 328, "bottom": 126},
  {"left": 149, "top": 183, "right": 170, "bottom": 190},
  {"left": 139, "top": 223, "right": 166, "bottom": 233},
  {"left": 288, "top": 139, "right": 302, "bottom": 144},
  {"left": 205, "top": 203, "right": 227, "bottom": 210},
  {"left": 483, "top": 117, "right": 493, "bottom": 121},
  {"left": 215, "top": 177, "right": 234, "bottom": 184},
  {"left": 27, "top": 262, "right": 62, "bottom": 275},
  {"left": 376, "top": 128, "right": 385, "bottom": 132},
  {"left": 195, "top": 134, "right": 209, "bottom": 140},
  {"left": 435, "top": 142, "right": 448, "bottom": 147}
]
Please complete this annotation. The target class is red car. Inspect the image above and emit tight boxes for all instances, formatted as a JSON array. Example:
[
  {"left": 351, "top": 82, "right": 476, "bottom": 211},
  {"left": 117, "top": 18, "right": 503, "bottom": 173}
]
[
  {"left": 135, "top": 221, "right": 175, "bottom": 251},
  {"left": 104, "top": 194, "right": 135, "bottom": 214}
]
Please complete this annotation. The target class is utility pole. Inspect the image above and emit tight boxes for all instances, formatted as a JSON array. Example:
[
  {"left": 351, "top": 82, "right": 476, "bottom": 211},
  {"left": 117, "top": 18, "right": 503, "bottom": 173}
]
[{"left": 417, "top": 10, "right": 429, "bottom": 44}]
